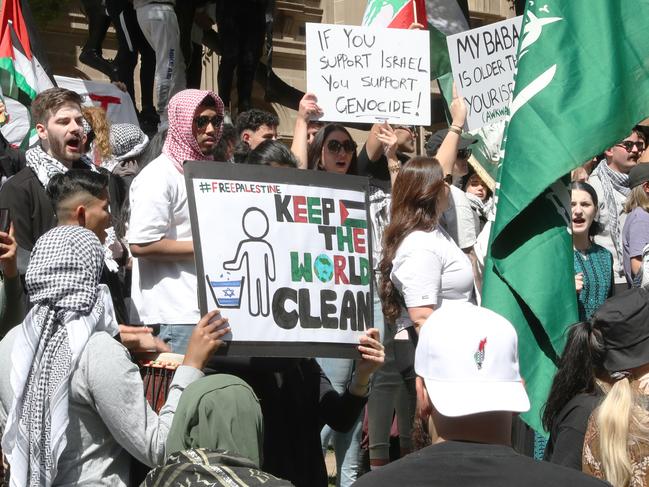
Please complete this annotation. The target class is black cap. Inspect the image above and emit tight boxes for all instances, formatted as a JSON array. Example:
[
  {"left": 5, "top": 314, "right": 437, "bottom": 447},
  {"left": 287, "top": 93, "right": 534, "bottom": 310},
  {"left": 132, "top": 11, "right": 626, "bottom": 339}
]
[
  {"left": 425, "top": 128, "right": 477, "bottom": 156},
  {"left": 592, "top": 288, "right": 649, "bottom": 372},
  {"left": 628, "top": 163, "right": 649, "bottom": 189}
]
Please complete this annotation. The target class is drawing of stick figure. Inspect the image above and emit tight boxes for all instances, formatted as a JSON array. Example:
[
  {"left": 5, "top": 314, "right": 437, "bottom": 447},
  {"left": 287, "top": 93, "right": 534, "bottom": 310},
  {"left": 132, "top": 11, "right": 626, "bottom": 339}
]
[{"left": 223, "top": 207, "right": 276, "bottom": 317}]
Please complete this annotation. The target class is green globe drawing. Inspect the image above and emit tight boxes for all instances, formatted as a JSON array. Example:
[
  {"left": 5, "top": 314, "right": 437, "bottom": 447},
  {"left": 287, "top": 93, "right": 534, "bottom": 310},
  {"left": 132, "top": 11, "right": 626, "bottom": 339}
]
[{"left": 314, "top": 254, "right": 334, "bottom": 283}]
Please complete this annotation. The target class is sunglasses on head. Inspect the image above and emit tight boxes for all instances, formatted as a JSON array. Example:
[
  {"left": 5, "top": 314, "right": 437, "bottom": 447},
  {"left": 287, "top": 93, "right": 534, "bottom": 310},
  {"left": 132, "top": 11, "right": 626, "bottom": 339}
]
[
  {"left": 616, "top": 140, "right": 646, "bottom": 153},
  {"left": 326, "top": 139, "right": 356, "bottom": 154},
  {"left": 194, "top": 114, "right": 223, "bottom": 130},
  {"left": 457, "top": 148, "right": 472, "bottom": 159}
]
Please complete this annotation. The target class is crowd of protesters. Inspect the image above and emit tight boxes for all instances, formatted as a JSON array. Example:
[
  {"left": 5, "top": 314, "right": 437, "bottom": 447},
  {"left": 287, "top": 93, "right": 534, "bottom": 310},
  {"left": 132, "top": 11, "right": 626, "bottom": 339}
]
[{"left": 2, "top": 9, "right": 649, "bottom": 484}]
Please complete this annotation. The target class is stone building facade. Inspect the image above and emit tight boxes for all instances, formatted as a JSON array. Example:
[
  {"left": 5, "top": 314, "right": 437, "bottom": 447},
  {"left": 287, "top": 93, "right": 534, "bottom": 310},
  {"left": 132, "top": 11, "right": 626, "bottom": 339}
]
[{"left": 39, "top": 0, "right": 515, "bottom": 142}]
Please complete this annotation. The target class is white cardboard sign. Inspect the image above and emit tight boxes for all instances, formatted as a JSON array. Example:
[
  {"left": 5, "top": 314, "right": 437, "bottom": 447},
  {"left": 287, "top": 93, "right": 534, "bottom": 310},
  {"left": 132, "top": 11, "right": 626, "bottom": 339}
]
[
  {"left": 446, "top": 16, "right": 522, "bottom": 130},
  {"left": 186, "top": 162, "right": 373, "bottom": 358},
  {"left": 306, "top": 23, "right": 431, "bottom": 126}
]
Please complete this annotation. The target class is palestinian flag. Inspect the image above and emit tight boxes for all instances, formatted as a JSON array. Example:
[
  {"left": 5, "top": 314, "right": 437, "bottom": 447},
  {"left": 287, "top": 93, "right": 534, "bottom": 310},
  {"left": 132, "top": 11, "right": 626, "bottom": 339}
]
[
  {"left": 362, "top": 0, "right": 427, "bottom": 29},
  {"left": 0, "top": 0, "right": 54, "bottom": 148},
  {"left": 339, "top": 200, "right": 367, "bottom": 229}
]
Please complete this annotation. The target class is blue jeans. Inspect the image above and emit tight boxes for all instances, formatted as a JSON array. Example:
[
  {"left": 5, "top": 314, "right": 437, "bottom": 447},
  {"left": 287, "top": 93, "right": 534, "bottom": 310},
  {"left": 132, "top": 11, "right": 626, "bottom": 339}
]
[
  {"left": 158, "top": 324, "right": 194, "bottom": 354},
  {"left": 317, "top": 357, "right": 363, "bottom": 487}
]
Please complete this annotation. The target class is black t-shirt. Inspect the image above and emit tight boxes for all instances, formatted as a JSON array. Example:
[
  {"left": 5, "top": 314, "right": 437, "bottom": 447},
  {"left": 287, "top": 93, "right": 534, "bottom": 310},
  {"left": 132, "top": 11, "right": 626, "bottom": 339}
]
[
  {"left": 353, "top": 440, "right": 609, "bottom": 487},
  {"left": 356, "top": 143, "right": 410, "bottom": 184},
  {"left": 544, "top": 393, "right": 602, "bottom": 470}
]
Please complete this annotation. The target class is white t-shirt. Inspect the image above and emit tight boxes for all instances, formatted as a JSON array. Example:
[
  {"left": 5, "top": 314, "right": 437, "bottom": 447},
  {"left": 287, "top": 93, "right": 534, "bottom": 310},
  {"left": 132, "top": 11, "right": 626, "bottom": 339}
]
[
  {"left": 127, "top": 154, "right": 199, "bottom": 324},
  {"left": 390, "top": 227, "right": 475, "bottom": 327}
]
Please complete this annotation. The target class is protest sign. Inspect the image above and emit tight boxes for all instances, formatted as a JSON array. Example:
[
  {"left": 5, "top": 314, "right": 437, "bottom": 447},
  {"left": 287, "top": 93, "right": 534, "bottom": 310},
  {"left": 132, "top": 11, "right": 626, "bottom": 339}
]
[
  {"left": 186, "top": 162, "right": 373, "bottom": 358},
  {"left": 306, "top": 23, "right": 431, "bottom": 126},
  {"left": 446, "top": 16, "right": 522, "bottom": 130}
]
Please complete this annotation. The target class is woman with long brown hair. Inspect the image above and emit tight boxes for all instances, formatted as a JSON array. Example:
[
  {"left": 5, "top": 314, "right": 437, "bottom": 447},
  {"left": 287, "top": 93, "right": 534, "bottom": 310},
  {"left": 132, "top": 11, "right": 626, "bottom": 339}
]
[{"left": 378, "top": 156, "right": 475, "bottom": 434}]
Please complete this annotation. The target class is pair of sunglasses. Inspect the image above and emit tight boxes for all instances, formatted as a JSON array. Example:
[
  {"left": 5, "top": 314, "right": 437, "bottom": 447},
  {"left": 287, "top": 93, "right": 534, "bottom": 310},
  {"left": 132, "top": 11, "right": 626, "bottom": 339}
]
[
  {"left": 616, "top": 140, "right": 646, "bottom": 153},
  {"left": 327, "top": 139, "right": 356, "bottom": 154},
  {"left": 194, "top": 114, "right": 223, "bottom": 130}
]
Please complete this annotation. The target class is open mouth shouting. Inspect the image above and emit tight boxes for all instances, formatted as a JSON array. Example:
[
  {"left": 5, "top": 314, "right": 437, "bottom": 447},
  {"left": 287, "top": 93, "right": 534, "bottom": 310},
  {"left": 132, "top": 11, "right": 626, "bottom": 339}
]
[{"left": 65, "top": 135, "right": 83, "bottom": 153}]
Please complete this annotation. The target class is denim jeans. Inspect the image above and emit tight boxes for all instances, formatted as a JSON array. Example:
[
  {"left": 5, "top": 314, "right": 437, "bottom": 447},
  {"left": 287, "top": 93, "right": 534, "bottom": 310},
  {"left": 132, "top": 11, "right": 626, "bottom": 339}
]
[
  {"left": 158, "top": 323, "right": 194, "bottom": 354},
  {"left": 317, "top": 357, "right": 363, "bottom": 487}
]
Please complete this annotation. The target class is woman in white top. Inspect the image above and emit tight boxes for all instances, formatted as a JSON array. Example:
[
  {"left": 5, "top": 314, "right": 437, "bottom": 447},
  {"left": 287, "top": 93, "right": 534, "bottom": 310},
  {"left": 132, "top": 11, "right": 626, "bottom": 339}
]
[
  {"left": 378, "top": 156, "right": 475, "bottom": 436},
  {"left": 380, "top": 159, "right": 475, "bottom": 333}
]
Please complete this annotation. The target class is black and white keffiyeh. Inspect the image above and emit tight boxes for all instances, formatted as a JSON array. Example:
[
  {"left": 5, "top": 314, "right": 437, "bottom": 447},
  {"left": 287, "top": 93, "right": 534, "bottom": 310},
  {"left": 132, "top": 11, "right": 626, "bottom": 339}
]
[
  {"left": 25, "top": 145, "right": 95, "bottom": 189},
  {"left": 110, "top": 123, "right": 148, "bottom": 163},
  {"left": 102, "top": 124, "right": 148, "bottom": 173},
  {"left": 591, "top": 160, "right": 630, "bottom": 264},
  {"left": 1, "top": 226, "right": 119, "bottom": 487}
]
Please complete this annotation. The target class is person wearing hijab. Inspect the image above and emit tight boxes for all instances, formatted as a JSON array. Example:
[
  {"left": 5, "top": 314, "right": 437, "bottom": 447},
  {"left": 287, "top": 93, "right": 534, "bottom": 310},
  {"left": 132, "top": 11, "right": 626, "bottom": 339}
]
[
  {"left": 0, "top": 225, "right": 229, "bottom": 487},
  {"left": 128, "top": 89, "right": 224, "bottom": 353},
  {"left": 143, "top": 374, "right": 293, "bottom": 486}
]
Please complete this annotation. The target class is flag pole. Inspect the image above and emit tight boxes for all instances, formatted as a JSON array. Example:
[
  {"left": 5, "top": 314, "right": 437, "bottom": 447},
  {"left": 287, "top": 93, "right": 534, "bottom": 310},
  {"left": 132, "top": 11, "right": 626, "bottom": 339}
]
[{"left": 413, "top": 1, "right": 418, "bottom": 25}]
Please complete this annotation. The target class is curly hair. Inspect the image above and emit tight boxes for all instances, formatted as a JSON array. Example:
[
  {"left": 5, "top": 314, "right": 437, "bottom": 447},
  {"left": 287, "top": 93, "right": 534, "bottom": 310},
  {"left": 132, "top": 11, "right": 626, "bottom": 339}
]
[
  {"left": 82, "top": 106, "right": 111, "bottom": 162},
  {"left": 235, "top": 109, "right": 279, "bottom": 135},
  {"left": 378, "top": 157, "right": 446, "bottom": 323}
]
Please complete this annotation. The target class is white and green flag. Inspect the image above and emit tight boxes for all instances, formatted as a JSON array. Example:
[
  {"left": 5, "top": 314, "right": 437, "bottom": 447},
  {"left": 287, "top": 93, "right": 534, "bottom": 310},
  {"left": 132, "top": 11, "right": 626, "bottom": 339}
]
[{"left": 482, "top": 1, "right": 649, "bottom": 433}]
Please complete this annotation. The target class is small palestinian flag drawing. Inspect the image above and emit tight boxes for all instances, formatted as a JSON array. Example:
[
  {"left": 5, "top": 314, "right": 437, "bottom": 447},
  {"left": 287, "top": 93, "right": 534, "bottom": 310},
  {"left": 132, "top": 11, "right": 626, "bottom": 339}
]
[
  {"left": 339, "top": 200, "right": 367, "bottom": 229},
  {"left": 474, "top": 337, "right": 487, "bottom": 370}
]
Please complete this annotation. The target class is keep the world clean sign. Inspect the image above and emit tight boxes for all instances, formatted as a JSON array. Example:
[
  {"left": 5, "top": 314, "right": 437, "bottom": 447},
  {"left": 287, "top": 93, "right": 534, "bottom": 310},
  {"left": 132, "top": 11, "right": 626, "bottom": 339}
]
[{"left": 185, "top": 162, "right": 372, "bottom": 357}]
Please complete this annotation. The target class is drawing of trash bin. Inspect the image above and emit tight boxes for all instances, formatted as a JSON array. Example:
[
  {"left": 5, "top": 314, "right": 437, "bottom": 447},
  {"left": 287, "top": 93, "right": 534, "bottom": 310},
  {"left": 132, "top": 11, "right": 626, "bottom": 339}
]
[{"left": 206, "top": 273, "right": 245, "bottom": 308}]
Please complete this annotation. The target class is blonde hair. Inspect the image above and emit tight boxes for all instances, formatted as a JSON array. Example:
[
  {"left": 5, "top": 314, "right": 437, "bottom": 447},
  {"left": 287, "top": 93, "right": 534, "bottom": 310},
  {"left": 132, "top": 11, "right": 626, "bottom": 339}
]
[
  {"left": 81, "top": 106, "right": 111, "bottom": 162},
  {"left": 624, "top": 184, "right": 649, "bottom": 214},
  {"left": 595, "top": 377, "right": 649, "bottom": 486}
]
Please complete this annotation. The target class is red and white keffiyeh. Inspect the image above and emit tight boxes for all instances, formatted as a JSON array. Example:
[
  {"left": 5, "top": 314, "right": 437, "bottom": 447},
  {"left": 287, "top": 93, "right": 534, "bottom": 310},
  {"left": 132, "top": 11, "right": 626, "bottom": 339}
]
[{"left": 162, "top": 89, "right": 224, "bottom": 173}]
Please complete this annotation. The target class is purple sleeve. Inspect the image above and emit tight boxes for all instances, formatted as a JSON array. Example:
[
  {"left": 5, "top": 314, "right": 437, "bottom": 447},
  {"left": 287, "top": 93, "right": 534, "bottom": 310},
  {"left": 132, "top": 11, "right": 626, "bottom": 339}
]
[{"left": 628, "top": 209, "right": 649, "bottom": 258}]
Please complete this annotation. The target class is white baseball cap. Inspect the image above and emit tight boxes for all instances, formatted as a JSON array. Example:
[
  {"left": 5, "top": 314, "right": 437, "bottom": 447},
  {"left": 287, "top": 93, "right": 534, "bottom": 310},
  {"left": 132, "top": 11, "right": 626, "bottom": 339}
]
[{"left": 414, "top": 301, "right": 530, "bottom": 417}]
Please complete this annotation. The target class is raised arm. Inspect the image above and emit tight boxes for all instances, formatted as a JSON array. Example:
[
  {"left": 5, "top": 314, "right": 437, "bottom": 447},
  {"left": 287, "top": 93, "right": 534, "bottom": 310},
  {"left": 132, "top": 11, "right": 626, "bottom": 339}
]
[
  {"left": 436, "top": 83, "right": 468, "bottom": 178},
  {"left": 291, "top": 93, "right": 322, "bottom": 170}
]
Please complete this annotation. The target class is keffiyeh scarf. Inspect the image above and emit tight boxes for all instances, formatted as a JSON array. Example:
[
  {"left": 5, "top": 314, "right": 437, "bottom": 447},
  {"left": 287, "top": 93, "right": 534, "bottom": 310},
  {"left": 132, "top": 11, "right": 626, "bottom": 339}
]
[
  {"left": 25, "top": 145, "right": 95, "bottom": 188},
  {"left": 591, "top": 160, "right": 630, "bottom": 264},
  {"left": 102, "top": 123, "right": 149, "bottom": 173},
  {"left": 162, "top": 89, "right": 224, "bottom": 173},
  {"left": 1, "top": 226, "right": 119, "bottom": 487}
]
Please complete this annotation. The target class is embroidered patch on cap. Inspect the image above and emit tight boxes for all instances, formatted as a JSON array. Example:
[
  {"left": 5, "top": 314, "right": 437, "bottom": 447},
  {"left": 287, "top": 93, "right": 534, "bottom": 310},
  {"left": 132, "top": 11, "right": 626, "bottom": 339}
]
[{"left": 474, "top": 337, "right": 487, "bottom": 370}]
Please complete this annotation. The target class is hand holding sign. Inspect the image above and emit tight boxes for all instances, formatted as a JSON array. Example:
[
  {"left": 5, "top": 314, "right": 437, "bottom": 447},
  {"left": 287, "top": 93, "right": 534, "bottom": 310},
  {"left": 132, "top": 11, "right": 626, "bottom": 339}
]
[
  {"left": 450, "top": 83, "right": 468, "bottom": 129},
  {"left": 349, "top": 328, "right": 384, "bottom": 396},
  {"left": 298, "top": 92, "right": 323, "bottom": 122},
  {"left": 183, "top": 310, "right": 231, "bottom": 370}
]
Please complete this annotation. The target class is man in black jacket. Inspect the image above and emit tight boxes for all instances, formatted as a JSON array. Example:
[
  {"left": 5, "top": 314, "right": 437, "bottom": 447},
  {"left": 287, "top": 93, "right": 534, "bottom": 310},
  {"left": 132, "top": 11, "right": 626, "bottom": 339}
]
[{"left": 0, "top": 87, "right": 95, "bottom": 272}]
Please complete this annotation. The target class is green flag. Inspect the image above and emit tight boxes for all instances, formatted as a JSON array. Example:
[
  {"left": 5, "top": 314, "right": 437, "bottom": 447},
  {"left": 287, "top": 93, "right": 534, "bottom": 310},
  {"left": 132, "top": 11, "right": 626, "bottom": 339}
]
[{"left": 482, "top": 1, "right": 649, "bottom": 433}]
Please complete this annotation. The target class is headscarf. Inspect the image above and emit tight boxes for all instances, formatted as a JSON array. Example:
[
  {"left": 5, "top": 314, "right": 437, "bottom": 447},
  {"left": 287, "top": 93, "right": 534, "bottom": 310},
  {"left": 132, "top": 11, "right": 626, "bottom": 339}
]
[
  {"left": 102, "top": 123, "right": 149, "bottom": 173},
  {"left": 1, "top": 226, "right": 119, "bottom": 487},
  {"left": 166, "top": 375, "right": 264, "bottom": 467},
  {"left": 162, "top": 89, "right": 224, "bottom": 173}
]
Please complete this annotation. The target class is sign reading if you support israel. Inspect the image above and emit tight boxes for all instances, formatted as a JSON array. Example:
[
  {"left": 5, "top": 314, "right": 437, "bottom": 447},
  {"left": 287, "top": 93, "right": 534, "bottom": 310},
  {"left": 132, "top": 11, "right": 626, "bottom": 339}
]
[
  {"left": 306, "top": 22, "right": 431, "bottom": 125},
  {"left": 447, "top": 16, "right": 522, "bottom": 130},
  {"left": 185, "top": 162, "right": 373, "bottom": 358}
]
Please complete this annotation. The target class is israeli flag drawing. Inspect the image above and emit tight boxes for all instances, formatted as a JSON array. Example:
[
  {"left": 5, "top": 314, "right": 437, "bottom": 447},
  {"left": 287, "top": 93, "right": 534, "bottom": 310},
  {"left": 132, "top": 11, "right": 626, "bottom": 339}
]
[{"left": 206, "top": 273, "right": 245, "bottom": 308}]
